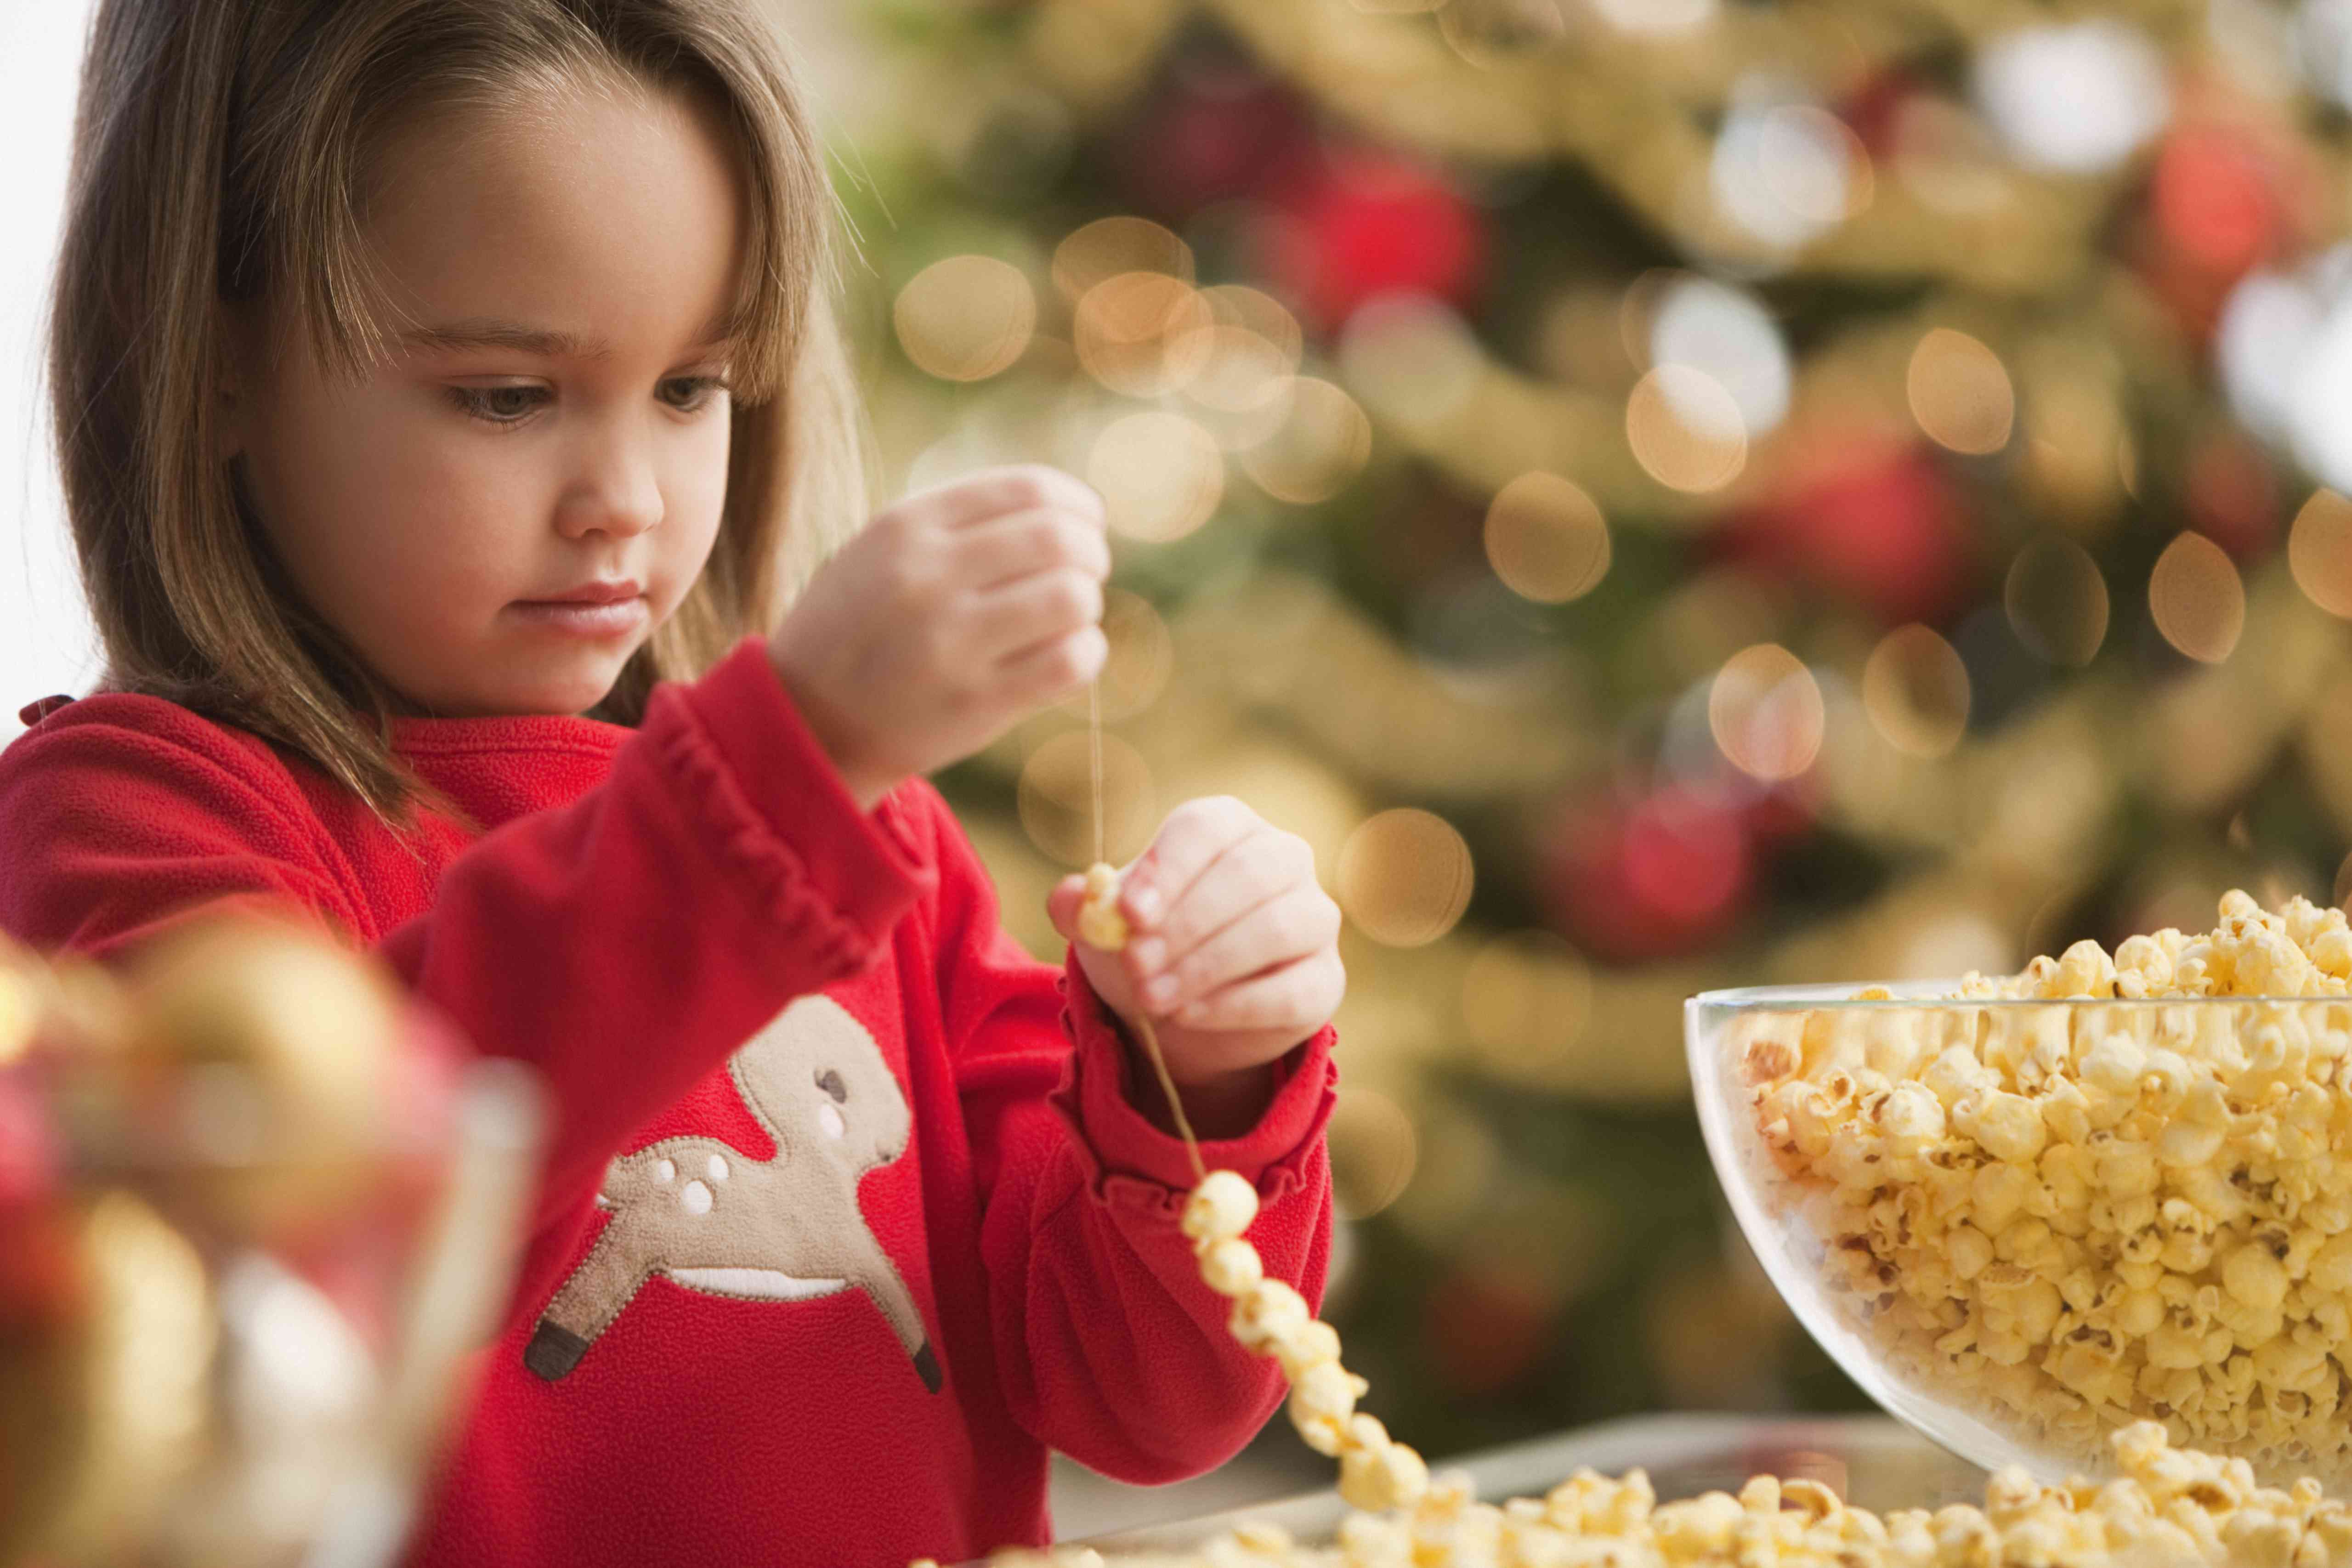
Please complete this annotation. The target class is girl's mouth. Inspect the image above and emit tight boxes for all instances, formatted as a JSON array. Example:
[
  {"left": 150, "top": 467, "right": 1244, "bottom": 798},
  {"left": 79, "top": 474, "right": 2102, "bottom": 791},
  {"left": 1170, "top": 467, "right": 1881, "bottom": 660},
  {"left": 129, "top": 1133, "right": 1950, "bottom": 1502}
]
[{"left": 505, "top": 595, "right": 649, "bottom": 638}]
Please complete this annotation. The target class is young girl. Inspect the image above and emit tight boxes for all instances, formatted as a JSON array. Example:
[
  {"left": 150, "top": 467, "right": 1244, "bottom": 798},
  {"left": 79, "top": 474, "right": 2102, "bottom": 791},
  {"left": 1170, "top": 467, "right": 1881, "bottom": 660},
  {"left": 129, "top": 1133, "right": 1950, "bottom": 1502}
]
[{"left": 0, "top": 2, "right": 1343, "bottom": 1564}]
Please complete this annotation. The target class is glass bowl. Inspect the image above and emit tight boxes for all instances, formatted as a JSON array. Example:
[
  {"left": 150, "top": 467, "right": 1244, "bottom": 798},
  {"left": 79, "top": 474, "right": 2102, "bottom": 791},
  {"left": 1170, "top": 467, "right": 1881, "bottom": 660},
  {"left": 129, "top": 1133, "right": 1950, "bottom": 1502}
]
[
  {"left": 0, "top": 926, "right": 546, "bottom": 1568},
  {"left": 1689, "top": 981, "right": 2352, "bottom": 1489}
]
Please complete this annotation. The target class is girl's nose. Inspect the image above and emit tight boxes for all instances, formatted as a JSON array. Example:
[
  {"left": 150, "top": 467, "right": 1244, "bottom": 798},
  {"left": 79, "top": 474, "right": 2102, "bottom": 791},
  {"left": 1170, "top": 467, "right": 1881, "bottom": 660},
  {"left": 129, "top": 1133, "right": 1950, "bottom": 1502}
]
[{"left": 556, "top": 425, "right": 665, "bottom": 540}]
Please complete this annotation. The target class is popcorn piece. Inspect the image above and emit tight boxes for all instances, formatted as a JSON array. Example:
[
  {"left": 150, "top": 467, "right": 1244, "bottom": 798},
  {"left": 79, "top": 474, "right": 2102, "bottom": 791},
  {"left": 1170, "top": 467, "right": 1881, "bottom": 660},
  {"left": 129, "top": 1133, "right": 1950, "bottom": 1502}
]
[
  {"left": 1229, "top": 1279, "right": 1311, "bottom": 1354},
  {"left": 1335, "top": 1418, "right": 1428, "bottom": 1514},
  {"left": 1200, "top": 1237, "right": 1265, "bottom": 1298},
  {"left": 1183, "top": 1171, "right": 1260, "bottom": 1247},
  {"left": 1286, "top": 1360, "right": 1365, "bottom": 1456},
  {"left": 1273, "top": 1319, "right": 1344, "bottom": 1382},
  {"left": 1078, "top": 862, "right": 1131, "bottom": 951}
]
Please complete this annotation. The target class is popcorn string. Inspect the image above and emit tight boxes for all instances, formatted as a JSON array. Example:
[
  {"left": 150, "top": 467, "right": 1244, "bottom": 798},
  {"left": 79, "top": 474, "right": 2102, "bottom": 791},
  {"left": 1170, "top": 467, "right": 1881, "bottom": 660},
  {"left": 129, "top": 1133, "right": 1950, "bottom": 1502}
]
[
  {"left": 1077, "top": 675, "right": 1425, "bottom": 1514},
  {"left": 1090, "top": 675, "right": 1207, "bottom": 1183}
]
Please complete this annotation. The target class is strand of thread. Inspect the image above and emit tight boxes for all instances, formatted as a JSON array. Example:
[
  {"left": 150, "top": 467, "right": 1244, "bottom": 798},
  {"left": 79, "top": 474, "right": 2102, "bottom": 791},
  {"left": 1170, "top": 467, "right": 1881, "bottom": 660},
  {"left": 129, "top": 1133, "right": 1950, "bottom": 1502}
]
[{"left": 1091, "top": 676, "right": 1205, "bottom": 1182}]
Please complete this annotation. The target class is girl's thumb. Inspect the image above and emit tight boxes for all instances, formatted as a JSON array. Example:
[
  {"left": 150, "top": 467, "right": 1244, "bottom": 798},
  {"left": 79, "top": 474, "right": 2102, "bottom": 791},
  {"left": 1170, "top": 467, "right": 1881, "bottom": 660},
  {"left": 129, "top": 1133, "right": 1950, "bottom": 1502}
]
[{"left": 1045, "top": 874, "right": 1089, "bottom": 945}]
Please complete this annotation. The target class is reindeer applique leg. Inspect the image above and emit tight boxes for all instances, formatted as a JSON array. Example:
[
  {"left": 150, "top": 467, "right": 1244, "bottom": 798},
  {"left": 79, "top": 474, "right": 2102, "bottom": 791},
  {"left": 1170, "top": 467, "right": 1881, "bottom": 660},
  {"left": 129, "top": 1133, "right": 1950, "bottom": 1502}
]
[
  {"left": 525, "top": 1198, "right": 661, "bottom": 1381},
  {"left": 842, "top": 1226, "right": 941, "bottom": 1392}
]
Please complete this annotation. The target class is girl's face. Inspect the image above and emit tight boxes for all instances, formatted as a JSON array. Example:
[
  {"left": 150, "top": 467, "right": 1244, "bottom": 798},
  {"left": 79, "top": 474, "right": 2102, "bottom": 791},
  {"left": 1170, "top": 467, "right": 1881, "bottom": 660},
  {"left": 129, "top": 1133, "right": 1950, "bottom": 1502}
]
[{"left": 225, "top": 79, "right": 745, "bottom": 718}]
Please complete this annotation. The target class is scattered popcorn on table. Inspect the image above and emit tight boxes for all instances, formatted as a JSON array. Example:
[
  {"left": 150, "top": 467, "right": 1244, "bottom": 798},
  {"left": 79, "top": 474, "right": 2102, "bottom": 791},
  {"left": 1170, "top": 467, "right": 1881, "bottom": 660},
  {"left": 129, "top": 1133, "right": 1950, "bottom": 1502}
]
[
  {"left": 966, "top": 1422, "right": 2352, "bottom": 1566},
  {"left": 1735, "top": 891, "right": 2352, "bottom": 1476}
]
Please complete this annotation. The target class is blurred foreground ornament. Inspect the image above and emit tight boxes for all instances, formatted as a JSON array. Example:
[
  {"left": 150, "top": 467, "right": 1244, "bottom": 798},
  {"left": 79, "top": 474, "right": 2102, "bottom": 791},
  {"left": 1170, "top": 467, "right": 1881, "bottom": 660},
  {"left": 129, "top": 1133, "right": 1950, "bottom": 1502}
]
[{"left": 0, "top": 919, "right": 545, "bottom": 1568}]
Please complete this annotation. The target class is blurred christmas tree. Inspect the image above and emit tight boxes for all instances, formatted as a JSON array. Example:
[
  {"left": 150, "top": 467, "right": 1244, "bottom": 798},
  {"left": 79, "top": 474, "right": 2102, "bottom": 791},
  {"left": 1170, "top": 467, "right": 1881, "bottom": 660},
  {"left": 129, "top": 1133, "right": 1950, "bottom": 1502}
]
[{"left": 804, "top": 0, "right": 2352, "bottom": 1455}]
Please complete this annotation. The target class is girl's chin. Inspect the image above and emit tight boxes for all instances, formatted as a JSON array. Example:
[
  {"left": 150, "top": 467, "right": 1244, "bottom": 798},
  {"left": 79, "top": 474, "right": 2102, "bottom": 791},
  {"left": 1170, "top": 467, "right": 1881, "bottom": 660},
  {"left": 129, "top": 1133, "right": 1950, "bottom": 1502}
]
[{"left": 408, "top": 643, "right": 643, "bottom": 719}]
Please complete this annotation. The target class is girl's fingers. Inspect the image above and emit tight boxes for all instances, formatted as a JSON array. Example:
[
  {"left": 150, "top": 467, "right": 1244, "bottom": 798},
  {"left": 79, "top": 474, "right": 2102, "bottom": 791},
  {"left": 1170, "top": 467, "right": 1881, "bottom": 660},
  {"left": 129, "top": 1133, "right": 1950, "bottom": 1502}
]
[
  {"left": 1118, "top": 797, "right": 1270, "bottom": 931},
  {"left": 995, "top": 624, "right": 1107, "bottom": 702},
  {"left": 1134, "top": 875, "right": 1339, "bottom": 1018},
  {"left": 1171, "top": 949, "right": 1347, "bottom": 1033},
  {"left": 952, "top": 506, "right": 1112, "bottom": 591},
  {"left": 969, "top": 567, "right": 1104, "bottom": 661},
  {"left": 907, "top": 463, "right": 1106, "bottom": 532}
]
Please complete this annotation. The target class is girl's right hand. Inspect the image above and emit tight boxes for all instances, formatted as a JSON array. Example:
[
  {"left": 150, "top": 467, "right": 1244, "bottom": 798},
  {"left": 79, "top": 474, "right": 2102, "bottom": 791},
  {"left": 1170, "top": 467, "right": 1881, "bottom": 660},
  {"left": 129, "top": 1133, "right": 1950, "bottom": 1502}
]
[{"left": 766, "top": 464, "right": 1112, "bottom": 811}]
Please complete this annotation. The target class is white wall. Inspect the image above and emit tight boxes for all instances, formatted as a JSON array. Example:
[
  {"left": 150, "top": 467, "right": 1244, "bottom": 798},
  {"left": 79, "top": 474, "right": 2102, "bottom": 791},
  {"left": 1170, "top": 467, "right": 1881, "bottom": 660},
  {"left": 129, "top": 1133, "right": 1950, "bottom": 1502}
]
[{"left": 0, "top": 1, "right": 100, "bottom": 744}]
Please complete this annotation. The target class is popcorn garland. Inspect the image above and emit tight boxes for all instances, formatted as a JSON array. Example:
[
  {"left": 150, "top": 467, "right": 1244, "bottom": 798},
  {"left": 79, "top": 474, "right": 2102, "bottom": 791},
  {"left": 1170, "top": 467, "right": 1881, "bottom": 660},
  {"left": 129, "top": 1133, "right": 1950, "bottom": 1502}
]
[
  {"left": 972, "top": 1421, "right": 2352, "bottom": 1567},
  {"left": 1076, "top": 864, "right": 1432, "bottom": 1517},
  {"left": 1738, "top": 891, "right": 2352, "bottom": 1475}
]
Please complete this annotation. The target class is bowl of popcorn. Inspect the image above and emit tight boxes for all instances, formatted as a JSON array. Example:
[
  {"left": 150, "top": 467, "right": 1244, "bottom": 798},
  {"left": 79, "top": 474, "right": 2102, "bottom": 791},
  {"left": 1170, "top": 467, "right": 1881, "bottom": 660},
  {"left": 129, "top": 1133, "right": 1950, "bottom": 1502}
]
[{"left": 1690, "top": 891, "right": 2352, "bottom": 1489}]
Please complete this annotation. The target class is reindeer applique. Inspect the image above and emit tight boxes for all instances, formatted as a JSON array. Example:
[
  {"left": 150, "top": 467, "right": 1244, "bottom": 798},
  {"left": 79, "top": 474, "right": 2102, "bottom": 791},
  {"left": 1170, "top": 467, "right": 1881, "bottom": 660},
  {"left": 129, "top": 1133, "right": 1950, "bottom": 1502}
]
[{"left": 522, "top": 994, "right": 940, "bottom": 1392}]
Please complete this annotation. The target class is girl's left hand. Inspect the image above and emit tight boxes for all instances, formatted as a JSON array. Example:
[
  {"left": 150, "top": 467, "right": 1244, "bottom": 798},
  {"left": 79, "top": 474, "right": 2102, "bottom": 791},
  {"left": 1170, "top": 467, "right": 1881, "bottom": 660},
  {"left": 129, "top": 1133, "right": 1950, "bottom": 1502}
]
[{"left": 1048, "top": 796, "right": 1345, "bottom": 1112}]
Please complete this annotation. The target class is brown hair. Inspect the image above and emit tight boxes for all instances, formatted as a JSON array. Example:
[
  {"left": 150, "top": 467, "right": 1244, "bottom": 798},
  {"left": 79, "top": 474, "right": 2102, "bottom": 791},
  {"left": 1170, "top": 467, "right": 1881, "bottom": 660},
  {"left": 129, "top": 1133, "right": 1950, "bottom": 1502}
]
[{"left": 48, "top": 0, "right": 873, "bottom": 823}]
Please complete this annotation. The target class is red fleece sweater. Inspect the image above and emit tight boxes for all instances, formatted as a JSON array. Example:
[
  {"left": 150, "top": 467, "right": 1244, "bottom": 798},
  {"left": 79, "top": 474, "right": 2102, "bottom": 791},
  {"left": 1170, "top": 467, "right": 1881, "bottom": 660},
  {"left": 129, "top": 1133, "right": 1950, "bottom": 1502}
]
[{"left": 0, "top": 636, "right": 1337, "bottom": 1567}]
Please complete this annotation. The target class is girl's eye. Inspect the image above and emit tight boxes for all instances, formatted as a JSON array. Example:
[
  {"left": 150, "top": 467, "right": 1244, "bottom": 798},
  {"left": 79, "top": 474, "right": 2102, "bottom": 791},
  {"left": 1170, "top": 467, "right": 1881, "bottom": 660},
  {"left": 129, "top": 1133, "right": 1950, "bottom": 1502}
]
[
  {"left": 448, "top": 384, "right": 548, "bottom": 425},
  {"left": 661, "top": 375, "right": 731, "bottom": 413}
]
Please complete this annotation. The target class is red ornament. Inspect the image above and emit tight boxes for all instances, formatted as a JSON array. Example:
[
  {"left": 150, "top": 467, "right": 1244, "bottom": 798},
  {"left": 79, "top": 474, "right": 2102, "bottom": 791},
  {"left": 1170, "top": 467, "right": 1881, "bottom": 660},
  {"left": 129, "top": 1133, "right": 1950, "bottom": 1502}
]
[
  {"left": 2135, "top": 108, "right": 2323, "bottom": 344},
  {"left": 1116, "top": 64, "right": 1310, "bottom": 221},
  {"left": 1259, "top": 148, "right": 1488, "bottom": 334},
  {"left": 2154, "top": 126, "right": 2281, "bottom": 280},
  {"left": 1836, "top": 69, "right": 1918, "bottom": 159},
  {"left": 1723, "top": 435, "right": 1972, "bottom": 627},
  {"left": 1542, "top": 786, "right": 1752, "bottom": 963},
  {"left": 2183, "top": 430, "right": 2278, "bottom": 560}
]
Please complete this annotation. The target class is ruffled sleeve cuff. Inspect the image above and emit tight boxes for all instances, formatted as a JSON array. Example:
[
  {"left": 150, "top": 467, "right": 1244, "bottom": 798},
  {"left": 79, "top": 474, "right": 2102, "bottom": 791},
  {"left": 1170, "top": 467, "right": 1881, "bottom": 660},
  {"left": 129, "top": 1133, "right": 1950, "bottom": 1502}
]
[{"left": 1049, "top": 942, "right": 1337, "bottom": 1212}]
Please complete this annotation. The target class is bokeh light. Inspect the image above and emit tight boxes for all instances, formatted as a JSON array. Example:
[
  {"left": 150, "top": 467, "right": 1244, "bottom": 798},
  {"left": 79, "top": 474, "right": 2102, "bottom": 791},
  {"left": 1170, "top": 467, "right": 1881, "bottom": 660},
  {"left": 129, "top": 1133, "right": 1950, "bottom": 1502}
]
[
  {"left": 1460, "top": 928, "right": 1590, "bottom": 1065},
  {"left": 1178, "top": 284, "right": 1306, "bottom": 449},
  {"left": 892, "top": 255, "right": 1036, "bottom": 383},
  {"left": 2003, "top": 535, "right": 2111, "bottom": 667},
  {"left": 1053, "top": 588, "right": 1173, "bottom": 723},
  {"left": 1239, "top": 377, "right": 1373, "bottom": 504},
  {"left": 1907, "top": 328, "right": 2015, "bottom": 455},
  {"left": 1649, "top": 278, "right": 1791, "bottom": 438},
  {"left": 1075, "top": 272, "right": 1213, "bottom": 398},
  {"left": 1483, "top": 472, "right": 1610, "bottom": 604},
  {"left": 1709, "top": 644, "right": 1825, "bottom": 781},
  {"left": 1972, "top": 21, "right": 2169, "bottom": 175},
  {"left": 1088, "top": 411, "right": 1226, "bottom": 541},
  {"left": 1017, "top": 729, "right": 1155, "bottom": 866},
  {"left": 2290, "top": 488, "right": 2352, "bottom": 617},
  {"left": 2148, "top": 531, "right": 2247, "bottom": 662},
  {"left": 1627, "top": 366, "right": 1746, "bottom": 493},
  {"left": 1337, "top": 293, "right": 1485, "bottom": 431},
  {"left": 1051, "top": 215, "right": 1191, "bottom": 303},
  {"left": 1861, "top": 624, "right": 1972, "bottom": 759},
  {"left": 1712, "top": 97, "right": 1869, "bottom": 251},
  {"left": 1336, "top": 808, "right": 1475, "bottom": 946},
  {"left": 1590, "top": 0, "right": 1715, "bottom": 39},
  {"left": 1328, "top": 1086, "right": 1418, "bottom": 1221}
]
